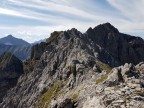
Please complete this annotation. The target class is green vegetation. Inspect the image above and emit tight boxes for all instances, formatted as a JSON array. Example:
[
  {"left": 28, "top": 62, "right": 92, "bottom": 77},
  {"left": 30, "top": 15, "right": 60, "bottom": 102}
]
[
  {"left": 71, "top": 93, "right": 79, "bottom": 101},
  {"left": 96, "top": 74, "right": 108, "bottom": 84},
  {"left": 38, "top": 80, "right": 62, "bottom": 108},
  {"left": 134, "top": 90, "right": 144, "bottom": 96},
  {"left": 96, "top": 61, "right": 112, "bottom": 72},
  {"left": 134, "top": 67, "right": 140, "bottom": 72},
  {"left": 46, "top": 31, "right": 62, "bottom": 45}
]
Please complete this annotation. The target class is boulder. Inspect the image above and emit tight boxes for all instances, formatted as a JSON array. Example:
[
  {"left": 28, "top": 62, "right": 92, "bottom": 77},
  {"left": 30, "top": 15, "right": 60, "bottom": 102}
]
[{"left": 104, "top": 68, "right": 124, "bottom": 86}]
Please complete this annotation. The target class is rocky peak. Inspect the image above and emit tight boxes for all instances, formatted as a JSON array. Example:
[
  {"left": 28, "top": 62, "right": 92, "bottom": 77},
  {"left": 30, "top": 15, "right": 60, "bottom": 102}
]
[
  {"left": 68, "top": 28, "right": 80, "bottom": 34},
  {"left": 86, "top": 23, "right": 119, "bottom": 38},
  {"left": 64, "top": 28, "right": 82, "bottom": 39},
  {"left": 85, "top": 23, "right": 120, "bottom": 48},
  {"left": 85, "top": 23, "right": 144, "bottom": 66},
  {"left": 94, "top": 22, "right": 119, "bottom": 33},
  {"left": 6, "top": 35, "right": 14, "bottom": 38}
]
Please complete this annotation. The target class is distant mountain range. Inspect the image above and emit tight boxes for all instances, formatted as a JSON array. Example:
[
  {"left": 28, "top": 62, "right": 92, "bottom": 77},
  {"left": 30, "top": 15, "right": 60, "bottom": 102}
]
[
  {"left": 0, "top": 35, "right": 32, "bottom": 60},
  {"left": 0, "top": 35, "right": 47, "bottom": 60},
  {"left": 0, "top": 44, "right": 31, "bottom": 60},
  {"left": 0, "top": 35, "right": 30, "bottom": 46}
]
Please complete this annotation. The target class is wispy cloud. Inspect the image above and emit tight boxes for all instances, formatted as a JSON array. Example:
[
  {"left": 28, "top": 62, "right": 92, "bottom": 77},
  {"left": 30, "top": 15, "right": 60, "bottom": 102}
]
[
  {"left": 107, "top": 0, "right": 144, "bottom": 31},
  {"left": 0, "top": 7, "right": 32, "bottom": 18},
  {"left": 0, "top": 0, "right": 143, "bottom": 42},
  {"left": 5, "top": 0, "right": 117, "bottom": 23}
]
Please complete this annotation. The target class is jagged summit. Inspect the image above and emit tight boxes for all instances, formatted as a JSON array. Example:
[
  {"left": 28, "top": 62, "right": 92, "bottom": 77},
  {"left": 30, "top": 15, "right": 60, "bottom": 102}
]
[
  {"left": 6, "top": 35, "right": 14, "bottom": 38},
  {"left": 86, "top": 22, "right": 119, "bottom": 34},
  {"left": 67, "top": 28, "right": 80, "bottom": 33},
  {"left": 94, "top": 22, "right": 119, "bottom": 33},
  {"left": 46, "top": 23, "right": 119, "bottom": 45}
]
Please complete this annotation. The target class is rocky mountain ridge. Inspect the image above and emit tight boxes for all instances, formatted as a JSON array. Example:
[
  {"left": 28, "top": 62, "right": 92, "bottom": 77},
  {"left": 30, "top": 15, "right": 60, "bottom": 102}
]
[{"left": 0, "top": 23, "right": 144, "bottom": 108}]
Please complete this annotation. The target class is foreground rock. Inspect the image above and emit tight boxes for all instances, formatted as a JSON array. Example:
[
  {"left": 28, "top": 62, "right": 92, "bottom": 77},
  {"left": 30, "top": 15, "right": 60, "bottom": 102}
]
[{"left": 49, "top": 62, "right": 144, "bottom": 108}]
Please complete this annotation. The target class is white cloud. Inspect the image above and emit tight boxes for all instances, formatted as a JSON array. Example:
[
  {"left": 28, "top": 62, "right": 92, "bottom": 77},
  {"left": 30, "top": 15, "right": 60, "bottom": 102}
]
[
  {"left": 6, "top": 0, "right": 129, "bottom": 23},
  {"left": 6, "top": 0, "right": 106, "bottom": 22},
  {"left": 107, "top": 0, "right": 144, "bottom": 31},
  {"left": 0, "top": 7, "right": 30, "bottom": 18}
]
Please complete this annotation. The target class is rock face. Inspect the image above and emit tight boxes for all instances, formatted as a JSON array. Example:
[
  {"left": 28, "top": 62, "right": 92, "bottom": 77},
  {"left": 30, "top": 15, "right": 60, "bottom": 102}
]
[
  {"left": 0, "top": 52, "right": 23, "bottom": 103},
  {"left": 86, "top": 23, "right": 144, "bottom": 66},
  {"left": 0, "top": 23, "right": 144, "bottom": 108},
  {"left": 31, "top": 42, "right": 46, "bottom": 60}
]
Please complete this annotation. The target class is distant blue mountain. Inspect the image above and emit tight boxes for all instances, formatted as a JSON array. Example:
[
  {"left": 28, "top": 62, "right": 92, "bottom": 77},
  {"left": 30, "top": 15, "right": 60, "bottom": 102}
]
[
  {"left": 0, "top": 44, "right": 31, "bottom": 60},
  {"left": 0, "top": 35, "right": 31, "bottom": 60},
  {"left": 0, "top": 35, "right": 30, "bottom": 46}
]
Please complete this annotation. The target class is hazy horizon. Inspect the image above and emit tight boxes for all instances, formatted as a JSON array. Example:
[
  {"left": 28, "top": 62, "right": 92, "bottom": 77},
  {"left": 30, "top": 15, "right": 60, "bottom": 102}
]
[{"left": 0, "top": 0, "right": 144, "bottom": 42}]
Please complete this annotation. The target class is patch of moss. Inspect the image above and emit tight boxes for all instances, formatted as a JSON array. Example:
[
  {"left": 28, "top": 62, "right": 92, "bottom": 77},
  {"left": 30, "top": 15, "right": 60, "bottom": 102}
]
[
  {"left": 71, "top": 93, "right": 79, "bottom": 101},
  {"left": 134, "top": 90, "right": 144, "bottom": 97},
  {"left": 134, "top": 67, "right": 140, "bottom": 72},
  {"left": 96, "top": 61, "right": 112, "bottom": 72},
  {"left": 96, "top": 74, "right": 108, "bottom": 84},
  {"left": 38, "top": 80, "right": 62, "bottom": 108}
]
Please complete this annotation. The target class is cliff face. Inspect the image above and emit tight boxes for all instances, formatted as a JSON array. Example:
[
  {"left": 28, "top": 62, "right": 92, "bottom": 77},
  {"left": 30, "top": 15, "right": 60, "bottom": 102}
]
[
  {"left": 0, "top": 52, "right": 23, "bottom": 103},
  {"left": 31, "top": 42, "right": 46, "bottom": 60},
  {"left": 0, "top": 23, "right": 144, "bottom": 108}
]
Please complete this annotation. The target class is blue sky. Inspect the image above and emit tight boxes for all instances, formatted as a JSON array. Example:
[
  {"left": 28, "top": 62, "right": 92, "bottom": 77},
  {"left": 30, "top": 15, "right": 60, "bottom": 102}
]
[{"left": 0, "top": 0, "right": 144, "bottom": 43}]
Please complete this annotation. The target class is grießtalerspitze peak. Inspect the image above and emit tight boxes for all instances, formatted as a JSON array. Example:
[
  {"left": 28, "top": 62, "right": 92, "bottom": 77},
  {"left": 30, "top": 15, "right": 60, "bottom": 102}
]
[{"left": 0, "top": 23, "right": 144, "bottom": 108}]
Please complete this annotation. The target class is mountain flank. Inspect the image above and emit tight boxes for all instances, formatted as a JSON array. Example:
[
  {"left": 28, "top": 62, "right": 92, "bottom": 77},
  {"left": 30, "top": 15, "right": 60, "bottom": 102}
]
[{"left": 0, "top": 52, "right": 23, "bottom": 103}]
